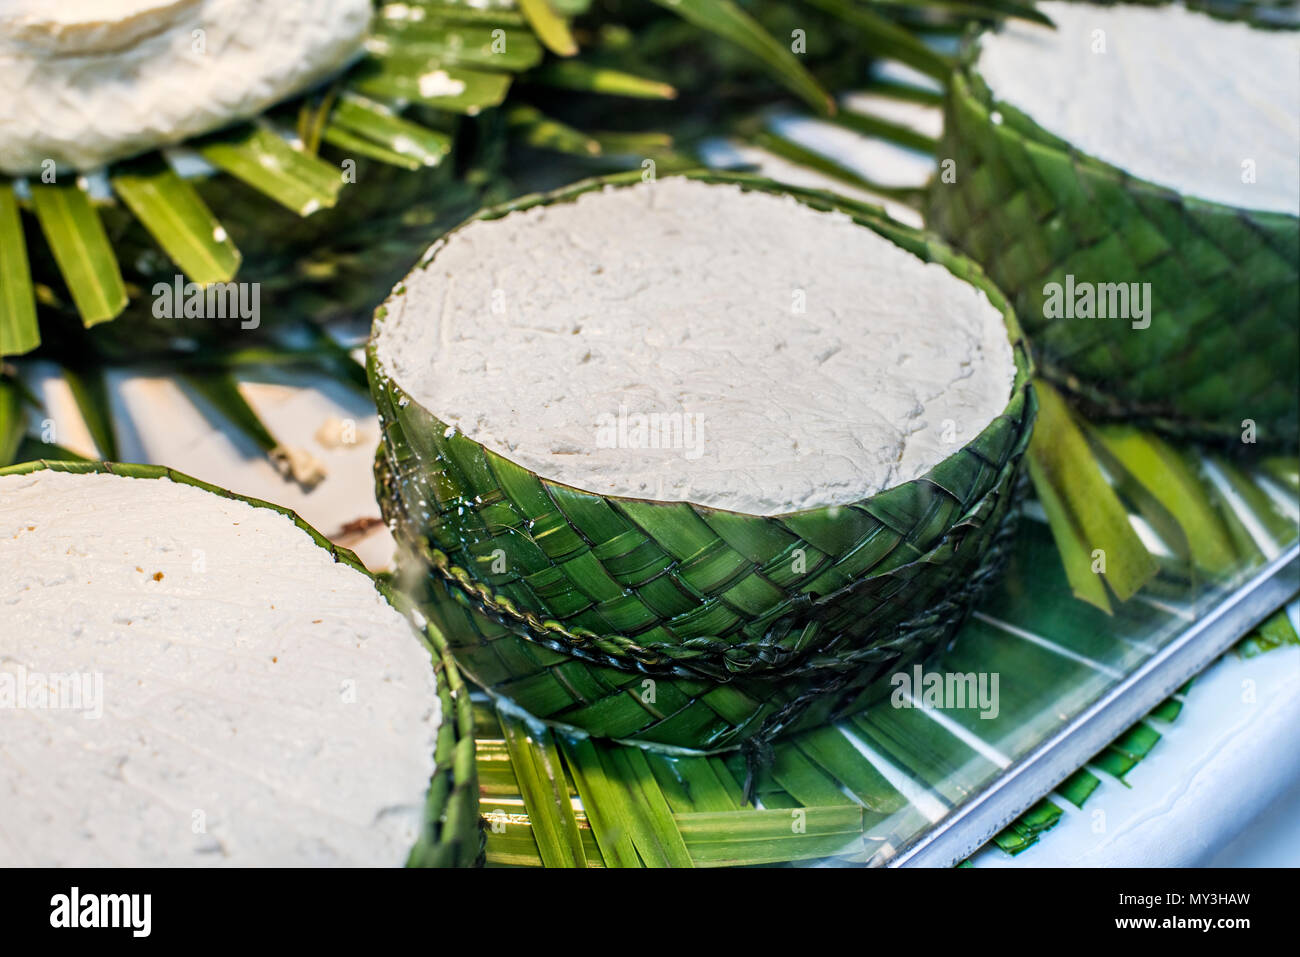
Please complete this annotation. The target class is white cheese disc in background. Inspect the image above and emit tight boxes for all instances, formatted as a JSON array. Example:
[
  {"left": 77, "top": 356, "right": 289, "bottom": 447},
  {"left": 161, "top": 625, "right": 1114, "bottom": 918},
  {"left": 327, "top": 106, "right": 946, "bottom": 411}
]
[
  {"left": 976, "top": 2, "right": 1300, "bottom": 215},
  {"left": 0, "top": 0, "right": 372, "bottom": 174}
]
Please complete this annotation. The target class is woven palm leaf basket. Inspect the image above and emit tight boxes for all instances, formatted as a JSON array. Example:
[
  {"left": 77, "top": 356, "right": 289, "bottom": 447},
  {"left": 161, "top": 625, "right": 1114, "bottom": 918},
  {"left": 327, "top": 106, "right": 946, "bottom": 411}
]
[
  {"left": 927, "top": 1, "right": 1299, "bottom": 446},
  {"left": 0, "top": 458, "right": 483, "bottom": 867},
  {"left": 370, "top": 170, "right": 1036, "bottom": 760}
]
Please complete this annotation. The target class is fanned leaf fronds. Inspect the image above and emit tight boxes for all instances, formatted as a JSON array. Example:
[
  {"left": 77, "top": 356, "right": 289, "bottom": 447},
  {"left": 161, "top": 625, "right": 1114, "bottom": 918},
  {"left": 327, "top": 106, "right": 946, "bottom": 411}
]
[{"left": 29, "top": 183, "right": 128, "bottom": 327}]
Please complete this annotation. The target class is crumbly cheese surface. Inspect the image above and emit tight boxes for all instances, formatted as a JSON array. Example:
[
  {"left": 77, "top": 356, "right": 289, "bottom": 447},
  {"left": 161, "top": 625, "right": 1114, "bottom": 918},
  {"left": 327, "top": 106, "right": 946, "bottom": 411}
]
[
  {"left": 977, "top": 2, "right": 1300, "bottom": 214},
  {"left": 0, "top": 470, "right": 439, "bottom": 867},
  {"left": 0, "top": 0, "right": 371, "bottom": 175},
  {"left": 374, "top": 178, "right": 1016, "bottom": 515}
]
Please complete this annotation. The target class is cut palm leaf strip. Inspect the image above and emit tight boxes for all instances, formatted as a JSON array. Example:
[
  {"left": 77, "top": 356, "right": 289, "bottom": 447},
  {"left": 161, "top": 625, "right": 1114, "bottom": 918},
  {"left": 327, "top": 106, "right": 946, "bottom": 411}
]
[
  {"left": 320, "top": 126, "right": 427, "bottom": 171},
  {"left": 0, "top": 373, "right": 24, "bottom": 466},
  {"left": 328, "top": 95, "right": 454, "bottom": 167},
  {"left": 1237, "top": 608, "right": 1300, "bottom": 658},
  {"left": 1260, "top": 457, "right": 1299, "bottom": 495},
  {"left": 507, "top": 105, "right": 602, "bottom": 156},
  {"left": 1211, "top": 455, "right": 1294, "bottom": 550},
  {"left": 182, "top": 371, "right": 332, "bottom": 494},
  {"left": 179, "top": 371, "right": 328, "bottom": 489},
  {"left": 802, "top": 0, "right": 954, "bottom": 82},
  {"left": 517, "top": 0, "right": 579, "bottom": 56},
  {"left": 831, "top": 107, "right": 939, "bottom": 155},
  {"left": 1027, "top": 379, "right": 1159, "bottom": 612},
  {"left": 648, "top": 0, "right": 835, "bottom": 115},
  {"left": 526, "top": 61, "right": 677, "bottom": 99},
  {"left": 196, "top": 125, "right": 344, "bottom": 217},
  {"left": 1088, "top": 424, "right": 1236, "bottom": 578},
  {"left": 498, "top": 712, "right": 589, "bottom": 867},
  {"left": 354, "top": 59, "right": 515, "bottom": 113},
  {"left": 0, "top": 183, "right": 38, "bottom": 355},
  {"left": 745, "top": 128, "right": 927, "bottom": 205},
  {"left": 111, "top": 157, "right": 242, "bottom": 285},
  {"left": 180, "top": 371, "right": 276, "bottom": 455},
  {"left": 874, "top": 0, "right": 1055, "bottom": 27},
  {"left": 369, "top": 19, "right": 544, "bottom": 72},
  {"left": 29, "top": 183, "right": 128, "bottom": 327},
  {"left": 60, "top": 365, "right": 118, "bottom": 462}
]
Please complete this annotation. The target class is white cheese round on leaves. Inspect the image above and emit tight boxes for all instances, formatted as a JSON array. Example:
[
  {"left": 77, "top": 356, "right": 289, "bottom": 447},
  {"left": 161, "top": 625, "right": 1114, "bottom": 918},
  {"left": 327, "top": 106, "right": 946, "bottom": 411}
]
[
  {"left": 0, "top": 469, "right": 439, "bottom": 867},
  {"left": 374, "top": 177, "right": 1017, "bottom": 516},
  {"left": 976, "top": 1, "right": 1300, "bottom": 215},
  {"left": 0, "top": 0, "right": 373, "bottom": 175}
]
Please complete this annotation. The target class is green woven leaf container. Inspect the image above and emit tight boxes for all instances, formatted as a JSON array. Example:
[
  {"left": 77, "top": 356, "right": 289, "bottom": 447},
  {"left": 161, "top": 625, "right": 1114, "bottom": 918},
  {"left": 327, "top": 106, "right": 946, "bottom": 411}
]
[
  {"left": 372, "top": 171, "right": 1037, "bottom": 754},
  {"left": 927, "top": 27, "right": 1299, "bottom": 446},
  {"left": 0, "top": 458, "right": 484, "bottom": 868}
]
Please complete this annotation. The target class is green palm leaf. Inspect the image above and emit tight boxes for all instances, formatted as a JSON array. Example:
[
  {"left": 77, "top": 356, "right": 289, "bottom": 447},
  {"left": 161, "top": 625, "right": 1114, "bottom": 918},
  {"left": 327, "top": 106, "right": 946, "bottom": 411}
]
[
  {"left": 111, "top": 156, "right": 241, "bottom": 285},
  {"left": 648, "top": 0, "right": 835, "bottom": 114},
  {"left": 0, "top": 183, "right": 38, "bottom": 355},
  {"left": 29, "top": 182, "right": 128, "bottom": 327},
  {"left": 518, "top": 0, "right": 580, "bottom": 56},
  {"left": 196, "top": 126, "right": 344, "bottom": 216}
]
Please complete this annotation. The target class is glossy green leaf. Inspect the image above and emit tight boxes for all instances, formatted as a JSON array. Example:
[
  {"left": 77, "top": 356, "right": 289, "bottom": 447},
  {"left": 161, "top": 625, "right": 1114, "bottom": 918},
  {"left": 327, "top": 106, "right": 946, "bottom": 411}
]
[
  {"left": 111, "top": 157, "right": 241, "bottom": 285},
  {"left": 1028, "top": 380, "right": 1158, "bottom": 609},
  {"left": 353, "top": 60, "right": 514, "bottom": 114},
  {"left": 0, "top": 182, "right": 39, "bottom": 355},
  {"left": 499, "top": 713, "right": 588, "bottom": 867},
  {"left": 29, "top": 182, "right": 127, "bottom": 327},
  {"left": 196, "top": 126, "right": 343, "bottom": 216},
  {"left": 1090, "top": 424, "right": 1237, "bottom": 577},
  {"left": 518, "top": 0, "right": 578, "bottom": 56},
  {"left": 528, "top": 60, "right": 677, "bottom": 98},
  {"left": 328, "top": 95, "right": 454, "bottom": 168},
  {"left": 370, "top": 20, "right": 544, "bottom": 71},
  {"left": 648, "top": 0, "right": 834, "bottom": 114}
]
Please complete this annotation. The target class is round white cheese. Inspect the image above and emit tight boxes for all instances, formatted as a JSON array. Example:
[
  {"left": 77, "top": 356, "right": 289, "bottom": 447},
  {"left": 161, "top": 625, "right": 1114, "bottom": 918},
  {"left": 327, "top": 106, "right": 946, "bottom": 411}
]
[
  {"left": 374, "top": 177, "right": 1017, "bottom": 516},
  {"left": 0, "top": 0, "right": 372, "bottom": 175},
  {"left": 976, "top": 2, "right": 1300, "bottom": 214},
  {"left": 0, "top": 469, "right": 440, "bottom": 867}
]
